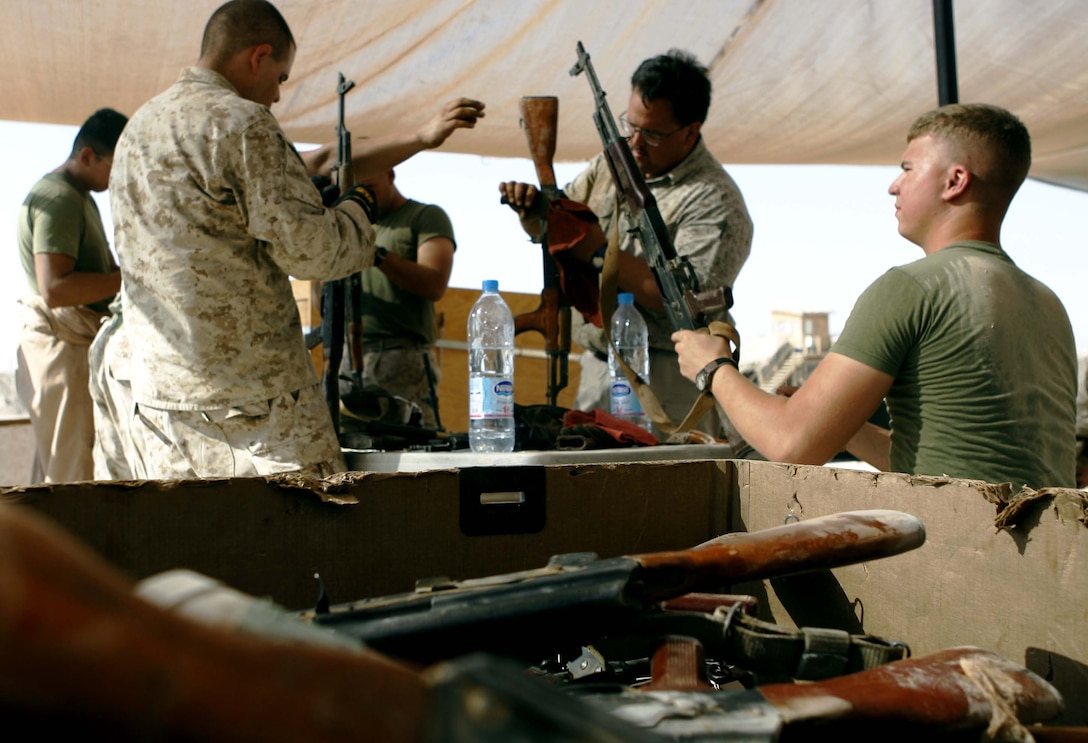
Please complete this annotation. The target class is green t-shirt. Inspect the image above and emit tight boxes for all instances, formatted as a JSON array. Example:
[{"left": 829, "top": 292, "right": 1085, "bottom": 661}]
[
  {"left": 832, "top": 241, "right": 1077, "bottom": 489},
  {"left": 360, "top": 199, "right": 455, "bottom": 345},
  {"left": 17, "top": 171, "right": 115, "bottom": 314}
]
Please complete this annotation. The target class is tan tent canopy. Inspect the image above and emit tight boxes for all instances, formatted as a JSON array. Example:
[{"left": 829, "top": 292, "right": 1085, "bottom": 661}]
[{"left": 3, "top": 0, "right": 1086, "bottom": 191}]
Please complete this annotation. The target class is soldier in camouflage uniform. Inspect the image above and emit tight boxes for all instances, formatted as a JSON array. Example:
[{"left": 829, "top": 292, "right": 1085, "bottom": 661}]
[
  {"left": 499, "top": 50, "right": 753, "bottom": 444},
  {"left": 109, "top": 0, "right": 483, "bottom": 479}
]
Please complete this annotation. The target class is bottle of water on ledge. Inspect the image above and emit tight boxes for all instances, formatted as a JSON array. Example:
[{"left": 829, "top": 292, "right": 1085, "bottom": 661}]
[
  {"left": 609, "top": 292, "right": 651, "bottom": 432},
  {"left": 468, "top": 279, "right": 515, "bottom": 452}
]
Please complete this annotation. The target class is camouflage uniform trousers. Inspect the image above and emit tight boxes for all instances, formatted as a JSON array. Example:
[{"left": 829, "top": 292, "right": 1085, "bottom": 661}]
[
  {"left": 362, "top": 346, "right": 441, "bottom": 429},
  {"left": 131, "top": 382, "right": 345, "bottom": 480},
  {"left": 89, "top": 314, "right": 147, "bottom": 480}
]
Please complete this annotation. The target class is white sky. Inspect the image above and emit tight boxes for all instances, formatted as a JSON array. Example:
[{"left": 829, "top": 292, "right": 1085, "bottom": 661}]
[{"left": 3, "top": 119, "right": 1087, "bottom": 375}]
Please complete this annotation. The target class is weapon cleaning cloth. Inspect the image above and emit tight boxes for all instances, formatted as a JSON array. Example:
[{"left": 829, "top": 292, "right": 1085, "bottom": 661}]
[{"left": 545, "top": 198, "right": 603, "bottom": 327}]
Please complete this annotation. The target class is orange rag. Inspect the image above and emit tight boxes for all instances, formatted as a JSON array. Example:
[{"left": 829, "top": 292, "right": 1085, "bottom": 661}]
[
  {"left": 563, "top": 408, "right": 658, "bottom": 447},
  {"left": 545, "top": 198, "right": 603, "bottom": 328}
]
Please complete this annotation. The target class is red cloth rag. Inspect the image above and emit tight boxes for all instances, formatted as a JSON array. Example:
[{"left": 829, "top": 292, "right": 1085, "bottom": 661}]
[
  {"left": 545, "top": 198, "right": 603, "bottom": 328},
  {"left": 562, "top": 408, "right": 658, "bottom": 447}
]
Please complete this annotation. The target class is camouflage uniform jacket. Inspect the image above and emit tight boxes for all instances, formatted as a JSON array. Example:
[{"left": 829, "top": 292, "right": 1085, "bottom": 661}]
[
  {"left": 565, "top": 138, "right": 752, "bottom": 353},
  {"left": 111, "top": 66, "right": 375, "bottom": 410}
]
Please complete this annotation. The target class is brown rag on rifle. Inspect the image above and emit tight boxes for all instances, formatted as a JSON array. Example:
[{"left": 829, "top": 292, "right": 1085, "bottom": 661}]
[
  {"left": 562, "top": 408, "right": 658, "bottom": 447},
  {"left": 545, "top": 198, "right": 603, "bottom": 328}
]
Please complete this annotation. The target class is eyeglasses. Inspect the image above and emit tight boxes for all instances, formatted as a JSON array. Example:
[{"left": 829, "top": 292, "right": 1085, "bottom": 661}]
[{"left": 618, "top": 111, "right": 687, "bottom": 147}]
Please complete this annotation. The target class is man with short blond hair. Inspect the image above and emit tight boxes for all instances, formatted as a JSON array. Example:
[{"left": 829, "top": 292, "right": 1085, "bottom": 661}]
[{"left": 674, "top": 103, "right": 1077, "bottom": 489}]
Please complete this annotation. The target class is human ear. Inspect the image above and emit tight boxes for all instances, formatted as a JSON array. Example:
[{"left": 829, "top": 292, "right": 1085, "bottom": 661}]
[
  {"left": 944, "top": 164, "right": 970, "bottom": 200},
  {"left": 248, "top": 43, "right": 273, "bottom": 73}
]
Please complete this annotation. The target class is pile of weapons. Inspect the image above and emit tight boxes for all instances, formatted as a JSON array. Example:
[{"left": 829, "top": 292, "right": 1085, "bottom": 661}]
[
  {"left": 8, "top": 505, "right": 1073, "bottom": 740},
  {"left": 303, "top": 509, "right": 1072, "bottom": 742}
]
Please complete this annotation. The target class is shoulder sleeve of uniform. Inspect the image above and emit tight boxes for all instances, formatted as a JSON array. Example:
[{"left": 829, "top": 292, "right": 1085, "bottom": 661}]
[
  {"left": 231, "top": 112, "right": 374, "bottom": 279},
  {"left": 26, "top": 182, "right": 83, "bottom": 259},
  {"left": 415, "top": 204, "right": 456, "bottom": 249},
  {"left": 832, "top": 268, "right": 928, "bottom": 377}
]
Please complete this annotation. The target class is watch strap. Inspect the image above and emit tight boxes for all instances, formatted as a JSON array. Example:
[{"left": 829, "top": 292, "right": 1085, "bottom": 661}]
[{"left": 698, "top": 355, "right": 738, "bottom": 391}]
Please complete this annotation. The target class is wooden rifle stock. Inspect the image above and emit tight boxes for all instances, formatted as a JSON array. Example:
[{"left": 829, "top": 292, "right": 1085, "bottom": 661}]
[
  {"left": 424, "top": 645, "right": 1066, "bottom": 741},
  {"left": 520, "top": 96, "right": 559, "bottom": 189},
  {"left": 752, "top": 646, "right": 1064, "bottom": 736},
  {"left": 511, "top": 96, "right": 571, "bottom": 406},
  {"left": 569, "top": 644, "right": 1064, "bottom": 740},
  {"left": 629, "top": 508, "right": 926, "bottom": 603}
]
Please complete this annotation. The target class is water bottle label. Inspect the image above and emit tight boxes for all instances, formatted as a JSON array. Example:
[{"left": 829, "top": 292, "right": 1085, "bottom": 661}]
[
  {"left": 469, "top": 377, "right": 514, "bottom": 419},
  {"left": 610, "top": 381, "right": 645, "bottom": 418}
]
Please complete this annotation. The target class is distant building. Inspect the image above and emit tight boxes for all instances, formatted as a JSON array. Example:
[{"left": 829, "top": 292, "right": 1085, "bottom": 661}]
[{"left": 753, "top": 311, "right": 831, "bottom": 392}]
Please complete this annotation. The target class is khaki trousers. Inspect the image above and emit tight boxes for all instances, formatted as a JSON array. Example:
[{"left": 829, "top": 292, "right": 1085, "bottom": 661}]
[{"left": 15, "top": 297, "right": 107, "bottom": 484}]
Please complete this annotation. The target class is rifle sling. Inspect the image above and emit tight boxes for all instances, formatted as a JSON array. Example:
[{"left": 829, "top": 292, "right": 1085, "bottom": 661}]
[{"left": 724, "top": 611, "right": 909, "bottom": 682}]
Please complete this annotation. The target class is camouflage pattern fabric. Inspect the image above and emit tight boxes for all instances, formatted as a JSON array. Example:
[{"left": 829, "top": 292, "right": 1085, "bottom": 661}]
[
  {"left": 110, "top": 66, "right": 375, "bottom": 412},
  {"left": 131, "top": 383, "right": 345, "bottom": 480},
  {"left": 361, "top": 347, "right": 441, "bottom": 429},
  {"left": 89, "top": 308, "right": 146, "bottom": 480},
  {"left": 108, "top": 66, "right": 375, "bottom": 477}
]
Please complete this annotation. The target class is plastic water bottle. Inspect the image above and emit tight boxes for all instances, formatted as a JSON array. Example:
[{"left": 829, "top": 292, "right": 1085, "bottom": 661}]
[
  {"left": 608, "top": 292, "right": 651, "bottom": 432},
  {"left": 468, "top": 279, "right": 516, "bottom": 452}
]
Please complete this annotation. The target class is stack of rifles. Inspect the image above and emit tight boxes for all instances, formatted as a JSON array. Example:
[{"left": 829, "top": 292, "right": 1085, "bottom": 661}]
[
  {"left": 299, "top": 508, "right": 1074, "bottom": 742},
  {"left": 6, "top": 505, "right": 1081, "bottom": 741}
]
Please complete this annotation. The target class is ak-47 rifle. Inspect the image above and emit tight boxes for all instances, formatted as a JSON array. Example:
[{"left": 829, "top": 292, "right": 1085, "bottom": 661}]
[
  {"left": 305, "top": 509, "right": 926, "bottom": 665},
  {"left": 510, "top": 96, "right": 571, "bottom": 406},
  {"left": 321, "top": 72, "right": 358, "bottom": 434},
  {"left": 569, "top": 41, "right": 733, "bottom": 334},
  {"left": 427, "top": 646, "right": 1065, "bottom": 742},
  {"left": 337, "top": 73, "right": 366, "bottom": 394}
]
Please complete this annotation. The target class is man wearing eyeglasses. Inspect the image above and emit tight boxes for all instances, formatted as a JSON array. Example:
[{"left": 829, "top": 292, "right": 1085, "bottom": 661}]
[{"left": 500, "top": 49, "right": 753, "bottom": 443}]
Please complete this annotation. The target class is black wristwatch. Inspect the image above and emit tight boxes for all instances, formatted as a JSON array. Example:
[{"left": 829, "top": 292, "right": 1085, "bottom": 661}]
[
  {"left": 695, "top": 356, "right": 738, "bottom": 392},
  {"left": 373, "top": 246, "right": 388, "bottom": 267}
]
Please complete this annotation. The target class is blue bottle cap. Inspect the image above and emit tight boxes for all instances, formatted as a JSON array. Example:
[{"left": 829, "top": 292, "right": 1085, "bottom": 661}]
[
  {"left": 482, "top": 279, "right": 499, "bottom": 292},
  {"left": 618, "top": 292, "right": 634, "bottom": 305}
]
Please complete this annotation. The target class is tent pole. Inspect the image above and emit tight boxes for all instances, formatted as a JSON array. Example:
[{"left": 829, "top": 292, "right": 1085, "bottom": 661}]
[{"left": 933, "top": 0, "right": 959, "bottom": 105}]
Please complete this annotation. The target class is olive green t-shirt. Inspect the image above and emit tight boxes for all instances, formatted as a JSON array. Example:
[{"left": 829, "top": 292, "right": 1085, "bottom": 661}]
[
  {"left": 18, "top": 171, "right": 115, "bottom": 314},
  {"left": 832, "top": 241, "right": 1077, "bottom": 489},
  {"left": 360, "top": 199, "right": 455, "bottom": 345}
]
